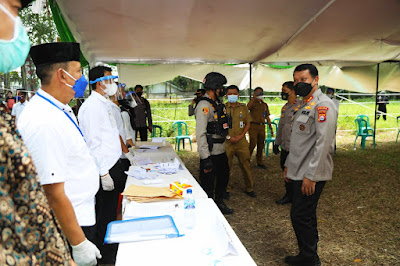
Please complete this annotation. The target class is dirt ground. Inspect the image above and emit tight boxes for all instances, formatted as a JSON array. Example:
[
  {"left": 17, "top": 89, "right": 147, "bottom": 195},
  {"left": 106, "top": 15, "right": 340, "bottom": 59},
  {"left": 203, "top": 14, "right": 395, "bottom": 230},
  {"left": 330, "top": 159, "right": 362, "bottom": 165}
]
[{"left": 177, "top": 132, "right": 400, "bottom": 266}]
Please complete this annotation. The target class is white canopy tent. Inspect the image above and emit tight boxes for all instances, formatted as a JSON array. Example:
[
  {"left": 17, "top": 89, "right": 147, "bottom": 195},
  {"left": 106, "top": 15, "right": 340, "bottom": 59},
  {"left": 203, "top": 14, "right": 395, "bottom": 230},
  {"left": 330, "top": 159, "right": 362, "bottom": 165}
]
[{"left": 52, "top": 0, "right": 400, "bottom": 92}]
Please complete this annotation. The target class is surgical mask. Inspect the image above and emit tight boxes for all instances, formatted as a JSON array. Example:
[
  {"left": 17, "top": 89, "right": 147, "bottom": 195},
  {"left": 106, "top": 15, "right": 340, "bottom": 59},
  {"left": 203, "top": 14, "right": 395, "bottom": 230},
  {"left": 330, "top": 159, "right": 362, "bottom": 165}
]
[
  {"left": 294, "top": 80, "right": 314, "bottom": 97},
  {"left": 63, "top": 69, "right": 88, "bottom": 98},
  {"left": 103, "top": 82, "right": 118, "bottom": 97},
  {"left": 328, "top": 94, "right": 334, "bottom": 99},
  {"left": 257, "top": 96, "right": 263, "bottom": 99},
  {"left": 281, "top": 92, "right": 289, "bottom": 100},
  {"left": 0, "top": 4, "right": 31, "bottom": 73},
  {"left": 227, "top": 95, "right": 238, "bottom": 103},
  {"left": 136, "top": 92, "right": 143, "bottom": 97}
]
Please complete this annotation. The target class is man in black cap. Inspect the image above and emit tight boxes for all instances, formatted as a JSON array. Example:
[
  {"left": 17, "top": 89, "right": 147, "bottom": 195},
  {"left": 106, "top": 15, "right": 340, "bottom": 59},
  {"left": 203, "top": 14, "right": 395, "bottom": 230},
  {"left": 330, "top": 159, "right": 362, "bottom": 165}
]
[
  {"left": 188, "top": 88, "right": 205, "bottom": 116},
  {"left": 18, "top": 42, "right": 101, "bottom": 266},
  {"left": 195, "top": 72, "right": 233, "bottom": 214}
]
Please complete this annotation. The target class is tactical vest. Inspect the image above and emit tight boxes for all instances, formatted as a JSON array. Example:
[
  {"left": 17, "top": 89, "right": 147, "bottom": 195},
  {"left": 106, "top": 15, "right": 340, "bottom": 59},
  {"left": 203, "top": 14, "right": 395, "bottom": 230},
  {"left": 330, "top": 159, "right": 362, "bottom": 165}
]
[{"left": 198, "top": 97, "right": 229, "bottom": 137}]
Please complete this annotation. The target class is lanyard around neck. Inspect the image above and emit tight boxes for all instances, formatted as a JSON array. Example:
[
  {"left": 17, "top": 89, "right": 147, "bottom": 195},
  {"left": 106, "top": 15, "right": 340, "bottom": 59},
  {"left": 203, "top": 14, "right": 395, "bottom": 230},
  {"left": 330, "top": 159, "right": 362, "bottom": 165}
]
[{"left": 36, "top": 92, "right": 86, "bottom": 141}]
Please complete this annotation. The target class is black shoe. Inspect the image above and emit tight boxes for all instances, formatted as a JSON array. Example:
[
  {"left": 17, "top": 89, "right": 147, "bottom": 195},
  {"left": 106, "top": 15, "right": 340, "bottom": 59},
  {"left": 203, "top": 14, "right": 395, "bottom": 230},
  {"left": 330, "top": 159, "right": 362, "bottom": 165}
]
[
  {"left": 217, "top": 201, "right": 234, "bottom": 215},
  {"left": 276, "top": 195, "right": 291, "bottom": 205},
  {"left": 284, "top": 254, "right": 320, "bottom": 266},
  {"left": 245, "top": 191, "right": 257, "bottom": 198},
  {"left": 257, "top": 164, "right": 267, "bottom": 170},
  {"left": 223, "top": 191, "right": 230, "bottom": 200}
]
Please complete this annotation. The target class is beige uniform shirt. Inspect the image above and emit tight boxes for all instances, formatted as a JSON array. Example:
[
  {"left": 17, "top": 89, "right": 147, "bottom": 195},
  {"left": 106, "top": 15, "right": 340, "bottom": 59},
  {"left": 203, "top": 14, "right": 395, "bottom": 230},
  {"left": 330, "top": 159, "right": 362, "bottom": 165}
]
[
  {"left": 275, "top": 101, "right": 300, "bottom": 151},
  {"left": 249, "top": 100, "right": 270, "bottom": 124},
  {"left": 226, "top": 102, "right": 252, "bottom": 142},
  {"left": 195, "top": 94, "right": 226, "bottom": 159},
  {"left": 285, "top": 89, "right": 338, "bottom": 182}
]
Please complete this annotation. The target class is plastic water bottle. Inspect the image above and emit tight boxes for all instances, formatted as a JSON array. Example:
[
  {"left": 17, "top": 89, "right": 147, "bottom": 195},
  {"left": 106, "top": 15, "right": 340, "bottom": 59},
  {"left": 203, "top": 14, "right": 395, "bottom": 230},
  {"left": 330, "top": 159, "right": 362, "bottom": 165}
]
[{"left": 184, "top": 188, "right": 196, "bottom": 229}]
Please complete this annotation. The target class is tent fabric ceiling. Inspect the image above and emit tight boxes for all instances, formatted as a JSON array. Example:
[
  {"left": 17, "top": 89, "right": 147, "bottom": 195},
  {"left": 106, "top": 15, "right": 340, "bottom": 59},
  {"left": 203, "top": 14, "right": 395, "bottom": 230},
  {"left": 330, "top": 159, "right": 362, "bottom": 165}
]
[
  {"left": 55, "top": 0, "right": 400, "bottom": 66},
  {"left": 117, "top": 63, "right": 400, "bottom": 93}
]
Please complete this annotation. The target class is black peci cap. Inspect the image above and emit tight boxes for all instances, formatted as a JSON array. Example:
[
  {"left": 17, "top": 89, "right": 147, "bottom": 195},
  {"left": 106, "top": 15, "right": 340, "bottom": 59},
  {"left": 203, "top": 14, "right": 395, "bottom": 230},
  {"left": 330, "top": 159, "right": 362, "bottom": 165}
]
[{"left": 30, "top": 42, "right": 81, "bottom": 67}]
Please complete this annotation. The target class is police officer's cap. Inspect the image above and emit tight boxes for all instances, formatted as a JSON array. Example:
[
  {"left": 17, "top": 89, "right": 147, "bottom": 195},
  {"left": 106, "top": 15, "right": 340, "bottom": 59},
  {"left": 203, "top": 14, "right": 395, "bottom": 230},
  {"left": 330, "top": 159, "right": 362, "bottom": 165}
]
[
  {"left": 30, "top": 42, "right": 81, "bottom": 67},
  {"left": 203, "top": 72, "right": 227, "bottom": 90}
]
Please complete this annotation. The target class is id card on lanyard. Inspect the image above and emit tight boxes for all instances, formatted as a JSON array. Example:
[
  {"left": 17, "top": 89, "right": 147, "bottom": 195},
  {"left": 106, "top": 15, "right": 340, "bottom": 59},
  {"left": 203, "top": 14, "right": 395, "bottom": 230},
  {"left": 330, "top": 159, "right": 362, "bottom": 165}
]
[{"left": 36, "top": 92, "right": 86, "bottom": 142}]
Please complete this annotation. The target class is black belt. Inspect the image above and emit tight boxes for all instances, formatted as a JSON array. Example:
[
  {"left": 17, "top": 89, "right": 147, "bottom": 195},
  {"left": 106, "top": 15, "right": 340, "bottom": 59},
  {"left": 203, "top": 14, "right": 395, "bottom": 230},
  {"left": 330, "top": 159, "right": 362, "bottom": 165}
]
[{"left": 251, "top": 122, "right": 265, "bottom": 125}]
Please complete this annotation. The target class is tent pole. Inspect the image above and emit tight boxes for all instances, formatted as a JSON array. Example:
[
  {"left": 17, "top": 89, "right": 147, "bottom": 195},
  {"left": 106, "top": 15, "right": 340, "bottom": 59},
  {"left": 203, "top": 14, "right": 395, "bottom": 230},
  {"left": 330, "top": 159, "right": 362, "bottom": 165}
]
[
  {"left": 373, "top": 63, "right": 380, "bottom": 149},
  {"left": 249, "top": 63, "right": 252, "bottom": 101}
]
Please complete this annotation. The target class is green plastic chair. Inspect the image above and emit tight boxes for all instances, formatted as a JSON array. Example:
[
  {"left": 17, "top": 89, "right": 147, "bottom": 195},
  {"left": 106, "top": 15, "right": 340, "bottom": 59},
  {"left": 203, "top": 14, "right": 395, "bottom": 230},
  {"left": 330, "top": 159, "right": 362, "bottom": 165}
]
[
  {"left": 396, "top": 116, "right": 400, "bottom": 143},
  {"left": 173, "top": 121, "right": 192, "bottom": 151},
  {"left": 353, "top": 115, "right": 375, "bottom": 150},
  {"left": 272, "top": 117, "right": 280, "bottom": 125},
  {"left": 264, "top": 122, "right": 278, "bottom": 156},
  {"left": 151, "top": 125, "right": 162, "bottom": 137}
]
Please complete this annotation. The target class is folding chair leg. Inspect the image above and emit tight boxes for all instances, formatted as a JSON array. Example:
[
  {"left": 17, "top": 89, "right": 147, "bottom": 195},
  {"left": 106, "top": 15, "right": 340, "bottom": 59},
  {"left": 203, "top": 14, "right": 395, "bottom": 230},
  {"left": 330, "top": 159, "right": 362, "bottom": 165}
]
[
  {"left": 183, "top": 139, "right": 185, "bottom": 150},
  {"left": 353, "top": 135, "right": 358, "bottom": 149},
  {"left": 189, "top": 139, "right": 192, "bottom": 151},
  {"left": 396, "top": 130, "right": 400, "bottom": 143}
]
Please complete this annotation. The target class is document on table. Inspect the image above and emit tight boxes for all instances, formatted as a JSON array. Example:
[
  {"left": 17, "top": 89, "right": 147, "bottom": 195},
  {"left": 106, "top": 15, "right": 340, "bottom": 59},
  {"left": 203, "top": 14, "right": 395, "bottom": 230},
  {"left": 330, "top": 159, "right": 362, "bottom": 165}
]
[{"left": 104, "top": 215, "right": 183, "bottom": 244}]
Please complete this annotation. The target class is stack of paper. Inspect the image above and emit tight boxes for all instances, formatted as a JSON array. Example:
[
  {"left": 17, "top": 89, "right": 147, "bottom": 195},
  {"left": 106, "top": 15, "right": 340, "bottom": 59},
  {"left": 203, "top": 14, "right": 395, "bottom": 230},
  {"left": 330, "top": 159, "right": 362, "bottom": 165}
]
[
  {"left": 122, "top": 184, "right": 181, "bottom": 203},
  {"left": 155, "top": 158, "right": 182, "bottom": 174},
  {"left": 125, "top": 166, "right": 158, "bottom": 180}
]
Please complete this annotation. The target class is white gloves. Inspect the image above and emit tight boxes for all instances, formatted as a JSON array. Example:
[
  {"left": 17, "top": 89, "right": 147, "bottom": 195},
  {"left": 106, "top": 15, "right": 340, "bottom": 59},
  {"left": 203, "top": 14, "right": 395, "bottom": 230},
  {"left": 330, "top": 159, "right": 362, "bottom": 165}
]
[
  {"left": 71, "top": 238, "right": 102, "bottom": 266},
  {"left": 101, "top": 173, "right": 114, "bottom": 191},
  {"left": 124, "top": 151, "right": 136, "bottom": 165}
]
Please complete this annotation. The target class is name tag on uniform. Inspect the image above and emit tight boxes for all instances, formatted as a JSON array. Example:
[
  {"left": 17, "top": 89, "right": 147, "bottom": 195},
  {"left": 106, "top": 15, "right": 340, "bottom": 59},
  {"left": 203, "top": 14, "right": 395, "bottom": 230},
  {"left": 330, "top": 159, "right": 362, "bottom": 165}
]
[
  {"left": 296, "top": 115, "right": 309, "bottom": 123},
  {"left": 239, "top": 121, "right": 244, "bottom": 128}
]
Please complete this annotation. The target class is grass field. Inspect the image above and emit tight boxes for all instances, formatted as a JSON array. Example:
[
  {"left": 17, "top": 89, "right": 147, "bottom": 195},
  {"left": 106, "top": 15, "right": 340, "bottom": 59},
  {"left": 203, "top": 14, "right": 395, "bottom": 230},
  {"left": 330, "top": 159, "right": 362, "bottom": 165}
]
[{"left": 149, "top": 97, "right": 400, "bottom": 142}]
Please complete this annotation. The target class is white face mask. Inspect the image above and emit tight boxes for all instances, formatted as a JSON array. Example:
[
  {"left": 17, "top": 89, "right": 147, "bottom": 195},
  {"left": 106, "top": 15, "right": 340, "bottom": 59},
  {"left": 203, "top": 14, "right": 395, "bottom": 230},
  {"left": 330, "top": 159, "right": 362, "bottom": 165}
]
[
  {"left": 101, "top": 81, "right": 118, "bottom": 97},
  {"left": 257, "top": 95, "right": 263, "bottom": 99}
]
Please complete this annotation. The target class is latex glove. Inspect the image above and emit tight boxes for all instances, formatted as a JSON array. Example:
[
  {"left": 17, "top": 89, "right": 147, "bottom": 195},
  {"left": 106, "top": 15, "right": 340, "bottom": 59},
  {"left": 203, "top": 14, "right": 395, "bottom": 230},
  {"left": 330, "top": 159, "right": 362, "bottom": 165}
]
[
  {"left": 125, "top": 151, "right": 136, "bottom": 165},
  {"left": 71, "top": 239, "right": 102, "bottom": 266},
  {"left": 273, "top": 144, "right": 280, "bottom": 155},
  {"left": 101, "top": 173, "right": 114, "bottom": 191}
]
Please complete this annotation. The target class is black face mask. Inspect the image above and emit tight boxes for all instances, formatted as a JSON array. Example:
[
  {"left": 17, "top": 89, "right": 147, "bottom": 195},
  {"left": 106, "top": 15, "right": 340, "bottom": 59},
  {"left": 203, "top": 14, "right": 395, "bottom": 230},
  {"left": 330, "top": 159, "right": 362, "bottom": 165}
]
[
  {"left": 281, "top": 92, "right": 289, "bottom": 100},
  {"left": 216, "top": 87, "right": 226, "bottom": 97},
  {"left": 136, "top": 92, "right": 143, "bottom": 97},
  {"left": 294, "top": 81, "right": 314, "bottom": 97}
]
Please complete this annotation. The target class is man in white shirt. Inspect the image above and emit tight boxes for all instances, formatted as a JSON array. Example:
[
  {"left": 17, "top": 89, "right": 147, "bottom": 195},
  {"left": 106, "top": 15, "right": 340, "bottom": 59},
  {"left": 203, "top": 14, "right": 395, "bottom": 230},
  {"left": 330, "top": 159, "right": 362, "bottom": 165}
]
[
  {"left": 18, "top": 42, "right": 101, "bottom": 266},
  {"left": 11, "top": 89, "right": 28, "bottom": 123},
  {"left": 78, "top": 65, "right": 128, "bottom": 264}
]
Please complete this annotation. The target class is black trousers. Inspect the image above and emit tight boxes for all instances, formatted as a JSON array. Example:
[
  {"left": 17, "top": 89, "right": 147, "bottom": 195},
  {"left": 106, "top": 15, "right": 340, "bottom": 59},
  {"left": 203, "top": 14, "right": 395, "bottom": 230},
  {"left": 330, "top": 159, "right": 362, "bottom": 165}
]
[
  {"left": 199, "top": 152, "right": 229, "bottom": 203},
  {"left": 135, "top": 127, "right": 148, "bottom": 141},
  {"left": 377, "top": 104, "right": 387, "bottom": 120},
  {"left": 290, "top": 180, "right": 326, "bottom": 258},
  {"left": 280, "top": 149, "right": 292, "bottom": 199},
  {"left": 95, "top": 159, "right": 128, "bottom": 264}
]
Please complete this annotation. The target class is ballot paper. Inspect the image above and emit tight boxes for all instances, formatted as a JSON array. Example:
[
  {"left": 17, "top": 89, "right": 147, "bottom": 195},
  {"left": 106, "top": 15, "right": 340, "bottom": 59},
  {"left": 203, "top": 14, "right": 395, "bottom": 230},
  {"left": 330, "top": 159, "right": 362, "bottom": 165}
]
[
  {"left": 104, "top": 215, "right": 183, "bottom": 244},
  {"left": 136, "top": 142, "right": 164, "bottom": 150},
  {"left": 125, "top": 166, "right": 158, "bottom": 180},
  {"left": 154, "top": 158, "right": 183, "bottom": 174}
]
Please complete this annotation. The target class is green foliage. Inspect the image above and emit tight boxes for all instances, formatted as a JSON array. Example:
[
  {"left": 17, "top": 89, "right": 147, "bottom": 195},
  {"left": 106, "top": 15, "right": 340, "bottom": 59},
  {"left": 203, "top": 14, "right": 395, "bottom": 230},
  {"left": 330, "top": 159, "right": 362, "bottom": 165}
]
[{"left": 171, "top": 76, "right": 202, "bottom": 92}]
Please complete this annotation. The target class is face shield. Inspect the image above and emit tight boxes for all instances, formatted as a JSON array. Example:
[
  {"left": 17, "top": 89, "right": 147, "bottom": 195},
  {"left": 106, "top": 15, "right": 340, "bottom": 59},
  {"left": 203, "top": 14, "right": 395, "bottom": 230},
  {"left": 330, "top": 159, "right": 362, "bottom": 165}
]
[
  {"left": 125, "top": 91, "right": 138, "bottom": 108},
  {"left": 89, "top": 75, "right": 119, "bottom": 97}
]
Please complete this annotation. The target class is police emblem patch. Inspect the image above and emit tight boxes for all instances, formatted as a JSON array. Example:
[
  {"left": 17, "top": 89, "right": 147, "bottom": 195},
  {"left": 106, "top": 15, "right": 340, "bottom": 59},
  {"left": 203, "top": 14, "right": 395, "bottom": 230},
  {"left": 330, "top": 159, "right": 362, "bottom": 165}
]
[
  {"left": 317, "top": 106, "right": 328, "bottom": 123},
  {"left": 299, "top": 124, "right": 306, "bottom": 131},
  {"left": 202, "top": 107, "right": 209, "bottom": 115}
]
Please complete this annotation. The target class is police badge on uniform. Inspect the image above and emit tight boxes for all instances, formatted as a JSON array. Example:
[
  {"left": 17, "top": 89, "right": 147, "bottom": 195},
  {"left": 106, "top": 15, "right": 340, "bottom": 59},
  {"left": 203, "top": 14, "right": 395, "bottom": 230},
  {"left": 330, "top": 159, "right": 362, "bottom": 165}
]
[{"left": 317, "top": 106, "right": 329, "bottom": 123}]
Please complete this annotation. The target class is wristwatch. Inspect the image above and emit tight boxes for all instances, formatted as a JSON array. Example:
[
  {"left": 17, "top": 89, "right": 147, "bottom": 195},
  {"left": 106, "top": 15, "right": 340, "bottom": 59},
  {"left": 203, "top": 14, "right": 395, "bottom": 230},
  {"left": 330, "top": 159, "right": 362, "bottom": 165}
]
[{"left": 226, "top": 135, "right": 231, "bottom": 140}]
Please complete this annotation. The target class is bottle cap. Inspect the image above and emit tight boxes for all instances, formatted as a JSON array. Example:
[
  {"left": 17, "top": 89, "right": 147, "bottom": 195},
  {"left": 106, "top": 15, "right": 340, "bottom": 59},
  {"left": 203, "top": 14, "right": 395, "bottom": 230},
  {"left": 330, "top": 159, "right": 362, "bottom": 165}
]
[{"left": 187, "top": 189, "right": 192, "bottom": 194}]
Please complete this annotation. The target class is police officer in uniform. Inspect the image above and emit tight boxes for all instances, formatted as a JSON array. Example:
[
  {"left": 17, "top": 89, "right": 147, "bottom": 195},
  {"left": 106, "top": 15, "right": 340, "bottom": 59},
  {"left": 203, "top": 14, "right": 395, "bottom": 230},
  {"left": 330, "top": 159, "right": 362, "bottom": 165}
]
[
  {"left": 274, "top": 81, "right": 299, "bottom": 205},
  {"left": 283, "top": 64, "right": 337, "bottom": 266},
  {"left": 195, "top": 72, "right": 233, "bottom": 215},
  {"left": 248, "top": 87, "right": 273, "bottom": 169},
  {"left": 225, "top": 85, "right": 255, "bottom": 198}
]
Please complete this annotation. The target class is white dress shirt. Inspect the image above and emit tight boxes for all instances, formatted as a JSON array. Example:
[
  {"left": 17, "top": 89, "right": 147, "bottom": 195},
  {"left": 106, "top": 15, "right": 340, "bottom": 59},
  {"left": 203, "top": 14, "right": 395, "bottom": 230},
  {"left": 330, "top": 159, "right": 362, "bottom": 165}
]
[
  {"left": 17, "top": 89, "right": 99, "bottom": 226},
  {"left": 109, "top": 101, "right": 126, "bottom": 144},
  {"left": 11, "top": 100, "right": 28, "bottom": 122},
  {"left": 121, "top": 110, "right": 135, "bottom": 142},
  {"left": 78, "top": 91, "right": 122, "bottom": 176}
]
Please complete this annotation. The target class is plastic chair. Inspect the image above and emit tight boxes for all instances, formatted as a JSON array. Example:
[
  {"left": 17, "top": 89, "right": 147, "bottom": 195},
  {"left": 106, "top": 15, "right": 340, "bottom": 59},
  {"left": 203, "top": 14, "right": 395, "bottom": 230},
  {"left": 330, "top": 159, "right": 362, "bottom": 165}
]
[
  {"left": 272, "top": 118, "right": 280, "bottom": 125},
  {"left": 396, "top": 116, "right": 400, "bottom": 143},
  {"left": 173, "top": 121, "right": 192, "bottom": 151},
  {"left": 151, "top": 125, "right": 162, "bottom": 137},
  {"left": 353, "top": 115, "right": 375, "bottom": 150},
  {"left": 264, "top": 122, "right": 278, "bottom": 156}
]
